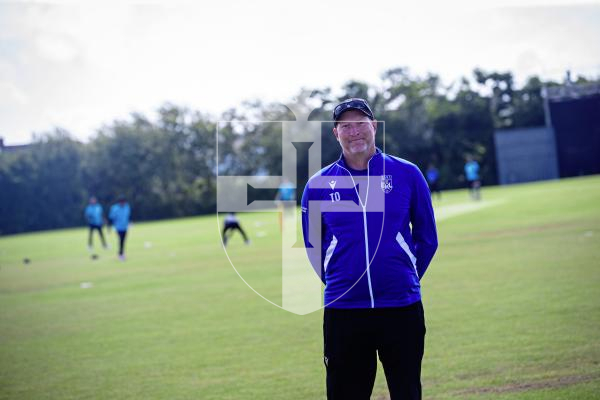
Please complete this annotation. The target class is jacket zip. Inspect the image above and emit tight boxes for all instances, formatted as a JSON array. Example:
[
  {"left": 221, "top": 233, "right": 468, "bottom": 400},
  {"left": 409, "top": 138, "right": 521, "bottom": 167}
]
[
  {"left": 335, "top": 153, "right": 378, "bottom": 308},
  {"left": 362, "top": 204, "right": 374, "bottom": 308}
]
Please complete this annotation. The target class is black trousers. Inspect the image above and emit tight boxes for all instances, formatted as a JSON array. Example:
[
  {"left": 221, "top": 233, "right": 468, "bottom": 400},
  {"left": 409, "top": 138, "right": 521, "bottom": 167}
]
[
  {"left": 117, "top": 230, "right": 127, "bottom": 256},
  {"left": 323, "top": 301, "right": 426, "bottom": 400},
  {"left": 88, "top": 225, "right": 106, "bottom": 247},
  {"left": 222, "top": 222, "right": 248, "bottom": 244}
]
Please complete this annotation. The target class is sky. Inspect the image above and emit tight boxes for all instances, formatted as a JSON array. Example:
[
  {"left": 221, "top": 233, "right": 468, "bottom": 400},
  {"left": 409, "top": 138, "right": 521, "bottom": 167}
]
[{"left": 1, "top": 0, "right": 599, "bottom": 144}]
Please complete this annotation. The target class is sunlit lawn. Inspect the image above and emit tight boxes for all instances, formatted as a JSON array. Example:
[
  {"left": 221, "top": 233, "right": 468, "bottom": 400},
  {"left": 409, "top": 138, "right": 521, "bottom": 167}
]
[{"left": 1, "top": 175, "right": 599, "bottom": 399}]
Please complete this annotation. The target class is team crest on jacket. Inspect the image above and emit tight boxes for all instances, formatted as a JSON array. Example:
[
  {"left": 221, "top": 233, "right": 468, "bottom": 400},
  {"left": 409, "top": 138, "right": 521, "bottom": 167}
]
[{"left": 381, "top": 175, "right": 393, "bottom": 193}]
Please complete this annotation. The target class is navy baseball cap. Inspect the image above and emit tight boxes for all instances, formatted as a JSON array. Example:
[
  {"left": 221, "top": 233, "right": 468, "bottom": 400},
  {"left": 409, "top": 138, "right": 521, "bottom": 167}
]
[{"left": 333, "top": 98, "right": 374, "bottom": 124}]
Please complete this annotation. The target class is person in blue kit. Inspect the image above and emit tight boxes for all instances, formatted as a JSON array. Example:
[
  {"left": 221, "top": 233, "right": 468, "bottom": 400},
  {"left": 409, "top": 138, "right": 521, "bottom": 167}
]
[
  {"left": 425, "top": 163, "right": 441, "bottom": 200},
  {"left": 84, "top": 196, "right": 107, "bottom": 250},
  {"left": 301, "top": 98, "right": 438, "bottom": 400},
  {"left": 464, "top": 156, "right": 481, "bottom": 200},
  {"left": 109, "top": 196, "right": 131, "bottom": 261},
  {"left": 275, "top": 177, "right": 296, "bottom": 232}
]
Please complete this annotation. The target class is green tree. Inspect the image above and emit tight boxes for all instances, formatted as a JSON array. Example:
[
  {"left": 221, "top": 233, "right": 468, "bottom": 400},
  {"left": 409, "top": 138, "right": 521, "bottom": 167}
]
[{"left": 0, "top": 130, "right": 85, "bottom": 234}]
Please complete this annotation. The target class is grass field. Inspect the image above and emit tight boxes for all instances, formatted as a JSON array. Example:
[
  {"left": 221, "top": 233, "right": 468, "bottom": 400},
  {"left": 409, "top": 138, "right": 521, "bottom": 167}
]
[{"left": 1, "top": 176, "right": 599, "bottom": 399}]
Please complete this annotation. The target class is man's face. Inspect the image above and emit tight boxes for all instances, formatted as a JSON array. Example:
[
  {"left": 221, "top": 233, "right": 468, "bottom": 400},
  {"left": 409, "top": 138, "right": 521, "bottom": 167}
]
[{"left": 333, "top": 110, "right": 377, "bottom": 156}]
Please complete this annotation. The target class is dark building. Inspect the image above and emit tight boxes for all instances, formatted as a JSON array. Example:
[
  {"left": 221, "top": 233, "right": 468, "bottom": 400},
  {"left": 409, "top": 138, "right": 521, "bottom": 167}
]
[
  {"left": 494, "top": 126, "right": 559, "bottom": 185},
  {"left": 494, "top": 81, "right": 600, "bottom": 184},
  {"left": 546, "top": 83, "right": 600, "bottom": 177}
]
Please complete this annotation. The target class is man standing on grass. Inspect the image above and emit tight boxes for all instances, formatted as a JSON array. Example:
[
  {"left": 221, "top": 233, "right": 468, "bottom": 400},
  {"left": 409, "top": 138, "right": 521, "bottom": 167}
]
[
  {"left": 84, "top": 196, "right": 107, "bottom": 251},
  {"left": 426, "top": 163, "right": 442, "bottom": 200},
  {"left": 301, "top": 98, "right": 438, "bottom": 399},
  {"left": 464, "top": 155, "right": 481, "bottom": 201},
  {"left": 275, "top": 177, "right": 296, "bottom": 232},
  {"left": 109, "top": 196, "right": 131, "bottom": 261}
]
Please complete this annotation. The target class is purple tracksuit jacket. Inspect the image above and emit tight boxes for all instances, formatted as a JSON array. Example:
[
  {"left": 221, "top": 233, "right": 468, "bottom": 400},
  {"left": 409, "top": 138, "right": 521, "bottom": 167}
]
[{"left": 301, "top": 149, "right": 438, "bottom": 309}]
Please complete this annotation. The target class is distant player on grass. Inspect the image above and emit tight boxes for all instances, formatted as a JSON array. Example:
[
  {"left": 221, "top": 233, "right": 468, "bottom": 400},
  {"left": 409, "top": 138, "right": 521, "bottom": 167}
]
[
  {"left": 426, "top": 163, "right": 441, "bottom": 200},
  {"left": 302, "top": 98, "right": 438, "bottom": 399},
  {"left": 275, "top": 178, "right": 296, "bottom": 232},
  {"left": 84, "top": 196, "right": 107, "bottom": 251},
  {"left": 108, "top": 196, "right": 131, "bottom": 261},
  {"left": 222, "top": 213, "right": 250, "bottom": 247},
  {"left": 464, "top": 156, "right": 481, "bottom": 200}
]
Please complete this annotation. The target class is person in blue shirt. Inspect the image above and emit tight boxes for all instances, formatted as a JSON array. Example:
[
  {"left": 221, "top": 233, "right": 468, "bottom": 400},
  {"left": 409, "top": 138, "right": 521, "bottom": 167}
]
[
  {"left": 84, "top": 196, "right": 107, "bottom": 250},
  {"left": 464, "top": 156, "right": 481, "bottom": 200},
  {"left": 301, "top": 98, "right": 438, "bottom": 400},
  {"left": 108, "top": 196, "right": 131, "bottom": 261},
  {"left": 275, "top": 178, "right": 296, "bottom": 232},
  {"left": 425, "top": 163, "right": 441, "bottom": 200}
]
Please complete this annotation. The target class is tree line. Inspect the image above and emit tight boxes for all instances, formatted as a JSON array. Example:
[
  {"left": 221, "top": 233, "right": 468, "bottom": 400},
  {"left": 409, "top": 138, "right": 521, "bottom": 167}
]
[{"left": 1, "top": 68, "right": 592, "bottom": 235}]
